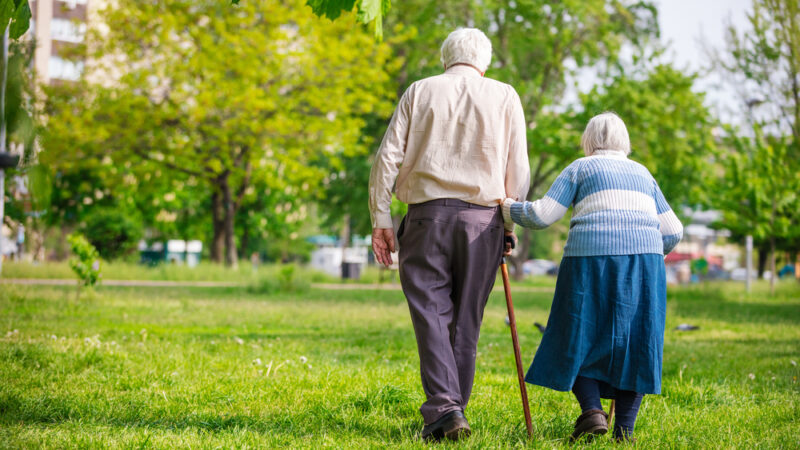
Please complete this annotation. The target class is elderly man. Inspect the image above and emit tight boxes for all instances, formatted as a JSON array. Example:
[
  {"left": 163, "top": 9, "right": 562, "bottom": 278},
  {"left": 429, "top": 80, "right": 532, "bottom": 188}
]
[{"left": 369, "top": 28, "right": 530, "bottom": 441}]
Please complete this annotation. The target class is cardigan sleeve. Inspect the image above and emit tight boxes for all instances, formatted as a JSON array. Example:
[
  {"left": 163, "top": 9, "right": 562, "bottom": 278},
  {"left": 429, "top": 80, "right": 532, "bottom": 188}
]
[
  {"left": 653, "top": 181, "right": 683, "bottom": 254},
  {"left": 503, "top": 161, "right": 580, "bottom": 230}
]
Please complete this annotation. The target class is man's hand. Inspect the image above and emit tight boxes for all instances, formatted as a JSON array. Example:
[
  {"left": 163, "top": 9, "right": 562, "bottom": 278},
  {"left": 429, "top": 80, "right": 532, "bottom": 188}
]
[
  {"left": 372, "top": 228, "right": 396, "bottom": 267},
  {"left": 504, "top": 230, "right": 517, "bottom": 256}
]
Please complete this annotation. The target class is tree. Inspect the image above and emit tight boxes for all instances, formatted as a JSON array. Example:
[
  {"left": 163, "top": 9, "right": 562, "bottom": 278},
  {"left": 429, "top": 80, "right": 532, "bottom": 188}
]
[
  {"left": 713, "top": 128, "right": 799, "bottom": 294},
  {"left": 715, "top": 0, "right": 800, "bottom": 143},
  {"left": 711, "top": 0, "right": 800, "bottom": 288},
  {"left": 42, "top": 0, "right": 395, "bottom": 267}
]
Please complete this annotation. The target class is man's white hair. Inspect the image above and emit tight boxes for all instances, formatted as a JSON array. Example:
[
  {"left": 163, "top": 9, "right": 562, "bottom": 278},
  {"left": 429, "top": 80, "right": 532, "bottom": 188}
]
[
  {"left": 581, "top": 112, "right": 631, "bottom": 156},
  {"left": 440, "top": 28, "right": 492, "bottom": 73}
]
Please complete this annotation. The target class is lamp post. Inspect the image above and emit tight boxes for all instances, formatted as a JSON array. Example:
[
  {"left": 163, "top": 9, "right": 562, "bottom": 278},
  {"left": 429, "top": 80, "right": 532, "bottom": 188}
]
[{"left": 0, "top": 22, "right": 19, "bottom": 276}]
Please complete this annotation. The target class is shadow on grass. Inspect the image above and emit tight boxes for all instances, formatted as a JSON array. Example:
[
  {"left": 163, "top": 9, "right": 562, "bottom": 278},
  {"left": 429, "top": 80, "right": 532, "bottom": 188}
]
[
  {"left": 0, "top": 385, "right": 576, "bottom": 444},
  {"left": 0, "top": 388, "right": 424, "bottom": 443}
]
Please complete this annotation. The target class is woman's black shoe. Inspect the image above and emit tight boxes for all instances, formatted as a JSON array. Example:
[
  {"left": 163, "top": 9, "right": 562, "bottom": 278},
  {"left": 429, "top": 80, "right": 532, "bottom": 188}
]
[{"left": 570, "top": 409, "right": 608, "bottom": 442}]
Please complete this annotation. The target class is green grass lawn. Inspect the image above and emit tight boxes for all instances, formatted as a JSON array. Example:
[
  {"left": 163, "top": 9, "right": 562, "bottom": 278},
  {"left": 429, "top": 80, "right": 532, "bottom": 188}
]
[
  {"left": 0, "top": 260, "right": 558, "bottom": 288},
  {"left": 1, "top": 280, "right": 798, "bottom": 448}
]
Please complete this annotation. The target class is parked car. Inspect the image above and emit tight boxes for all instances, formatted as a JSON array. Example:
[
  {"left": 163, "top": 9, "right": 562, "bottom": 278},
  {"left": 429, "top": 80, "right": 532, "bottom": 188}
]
[
  {"left": 730, "top": 267, "right": 748, "bottom": 281},
  {"left": 522, "top": 259, "right": 557, "bottom": 276}
]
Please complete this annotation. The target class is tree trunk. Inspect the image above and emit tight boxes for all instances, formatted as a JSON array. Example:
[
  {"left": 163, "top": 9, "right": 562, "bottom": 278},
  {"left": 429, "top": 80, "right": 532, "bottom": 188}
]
[
  {"left": 210, "top": 189, "right": 225, "bottom": 263},
  {"left": 769, "top": 197, "right": 777, "bottom": 295},
  {"left": 770, "top": 236, "right": 776, "bottom": 296},
  {"left": 222, "top": 176, "right": 238, "bottom": 268},
  {"left": 239, "top": 217, "right": 249, "bottom": 261},
  {"left": 757, "top": 246, "right": 768, "bottom": 279},
  {"left": 340, "top": 214, "right": 351, "bottom": 279}
]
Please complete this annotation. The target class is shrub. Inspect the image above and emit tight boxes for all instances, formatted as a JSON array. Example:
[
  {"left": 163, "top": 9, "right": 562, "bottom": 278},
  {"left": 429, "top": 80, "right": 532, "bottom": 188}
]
[
  {"left": 248, "top": 264, "right": 309, "bottom": 294},
  {"left": 83, "top": 208, "right": 143, "bottom": 260}
]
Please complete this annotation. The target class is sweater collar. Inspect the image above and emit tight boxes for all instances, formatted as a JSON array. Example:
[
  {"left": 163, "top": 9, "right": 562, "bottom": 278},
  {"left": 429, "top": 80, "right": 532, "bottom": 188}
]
[{"left": 592, "top": 149, "right": 628, "bottom": 158}]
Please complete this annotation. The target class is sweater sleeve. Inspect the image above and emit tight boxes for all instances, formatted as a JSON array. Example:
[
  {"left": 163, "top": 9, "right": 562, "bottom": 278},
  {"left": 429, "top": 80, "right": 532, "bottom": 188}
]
[
  {"left": 653, "top": 181, "right": 683, "bottom": 254},
  {"left": 502, "top": 162, "right": 579, "bottom": 230}
]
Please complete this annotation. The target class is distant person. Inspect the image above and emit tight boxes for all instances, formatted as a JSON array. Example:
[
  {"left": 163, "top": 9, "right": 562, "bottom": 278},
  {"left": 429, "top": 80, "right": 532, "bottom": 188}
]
[
  {"left": 368, "top": 28, "right": 530, "bottom": 441},
  {"left": 503, "top": 112, "right": 683, "bottom": 442},
  {"left": 250, "top": 252, "right": 260, "bottom": 273}
]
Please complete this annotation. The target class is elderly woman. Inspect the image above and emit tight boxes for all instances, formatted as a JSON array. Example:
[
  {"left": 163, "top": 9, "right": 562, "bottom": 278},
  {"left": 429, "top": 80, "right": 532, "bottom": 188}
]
[{"left": 502, "top": 112, "right": 683, "bottom": 442}]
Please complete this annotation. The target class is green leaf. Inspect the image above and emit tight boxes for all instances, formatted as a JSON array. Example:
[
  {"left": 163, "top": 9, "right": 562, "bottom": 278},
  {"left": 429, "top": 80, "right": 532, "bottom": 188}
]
[
  {"left": 9, "top": 0, "right": 30, "bottom": 40},
  {"left": 0, "top": 0, "right": 15, "bottom": 33},
  {"left": 306, "top": 0, "right": 357, "bottom": 20},
  {"left": 357, "top": 0, "right": 380, "bottom": 23},
  {"left": 357, "top": 0, "right": 383, "bottom": 39}
]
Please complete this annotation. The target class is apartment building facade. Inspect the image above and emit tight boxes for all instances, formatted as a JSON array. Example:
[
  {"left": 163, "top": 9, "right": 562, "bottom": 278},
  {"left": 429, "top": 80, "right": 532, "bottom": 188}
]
[{"left": 30, "top": 0, "right": 90, "bottom": 84}]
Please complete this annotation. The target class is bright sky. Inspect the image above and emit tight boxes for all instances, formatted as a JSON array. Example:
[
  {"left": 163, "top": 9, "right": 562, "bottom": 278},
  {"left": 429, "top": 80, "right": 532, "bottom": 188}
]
[
  {"left": 564, "top": 0, "right": 753, "bottom": 123},
  {"left": 656, "top": 0, "right": 752, "bottom": 121}
]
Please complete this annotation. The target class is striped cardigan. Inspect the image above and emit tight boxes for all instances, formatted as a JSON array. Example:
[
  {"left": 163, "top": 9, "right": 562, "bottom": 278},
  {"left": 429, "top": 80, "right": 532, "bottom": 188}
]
[{"left": 502, "top": 150, "right": 683, "bottom": 256}]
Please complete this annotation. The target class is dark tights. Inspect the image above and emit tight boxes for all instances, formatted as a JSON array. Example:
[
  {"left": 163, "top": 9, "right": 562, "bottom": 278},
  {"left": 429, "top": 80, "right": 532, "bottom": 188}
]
[{"left": 571, "top": 376, "right": 644, "bottom": 439}]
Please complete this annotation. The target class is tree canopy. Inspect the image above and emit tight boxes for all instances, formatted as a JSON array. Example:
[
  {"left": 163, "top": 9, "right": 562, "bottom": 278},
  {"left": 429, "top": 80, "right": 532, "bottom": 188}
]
[{"left": 41, "top": 0, "right": 396, "bottom": 266}]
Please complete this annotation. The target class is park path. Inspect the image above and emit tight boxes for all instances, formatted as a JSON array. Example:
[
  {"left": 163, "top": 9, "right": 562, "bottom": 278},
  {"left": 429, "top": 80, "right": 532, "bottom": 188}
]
[
  {"left": 1, "top": 278, "right": 554, "bottom": 293},
  {"left": 0, "top": 278, "right": 241, "bottom": 287}
]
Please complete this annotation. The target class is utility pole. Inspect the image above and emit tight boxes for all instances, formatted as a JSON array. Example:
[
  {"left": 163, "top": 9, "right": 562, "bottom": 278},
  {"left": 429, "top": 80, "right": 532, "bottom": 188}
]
[{"left": 745, "top": 235, "right": 753, "bottom": 293}]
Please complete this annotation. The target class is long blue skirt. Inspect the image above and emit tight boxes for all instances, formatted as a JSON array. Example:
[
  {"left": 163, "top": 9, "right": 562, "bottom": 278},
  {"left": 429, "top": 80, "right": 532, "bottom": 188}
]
[{"left": 525, "top": 254, "right": 666, "bottom": 396}]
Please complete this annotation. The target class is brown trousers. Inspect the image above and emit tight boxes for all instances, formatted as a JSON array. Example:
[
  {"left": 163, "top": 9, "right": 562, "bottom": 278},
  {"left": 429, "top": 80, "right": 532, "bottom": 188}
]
[{"left": 398, "top": 199, "right": 504, "bottom": 424}]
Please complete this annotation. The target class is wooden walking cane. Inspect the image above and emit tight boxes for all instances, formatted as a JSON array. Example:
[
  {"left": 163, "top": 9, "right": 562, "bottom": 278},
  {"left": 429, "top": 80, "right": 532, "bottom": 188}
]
[
  {"left": 609, "top": 399, "right": 616, "bottom": 428},
  {"left": 500, "top": 248, "right": 533, "bottom": 438}
]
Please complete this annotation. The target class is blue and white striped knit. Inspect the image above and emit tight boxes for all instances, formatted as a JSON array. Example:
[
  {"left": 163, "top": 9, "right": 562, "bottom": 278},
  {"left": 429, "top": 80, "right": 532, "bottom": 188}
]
[{"left": 502, "top": 150, "right": 683, "bottom": 256}]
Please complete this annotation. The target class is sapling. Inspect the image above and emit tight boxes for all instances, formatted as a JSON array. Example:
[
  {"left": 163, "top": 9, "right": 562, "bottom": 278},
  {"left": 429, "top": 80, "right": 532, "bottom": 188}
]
[{"left": 68, "top": 233, "right": 101, "bottom": 300}]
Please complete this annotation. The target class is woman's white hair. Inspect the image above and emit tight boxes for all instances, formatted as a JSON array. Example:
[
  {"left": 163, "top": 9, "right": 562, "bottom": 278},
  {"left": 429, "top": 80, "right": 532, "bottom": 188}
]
[
  {"left": 580, "top": 112, "right": 631, "bottom": 156},
  {"left": 440, "top": 28, "right": 492, "bottom": 73}
]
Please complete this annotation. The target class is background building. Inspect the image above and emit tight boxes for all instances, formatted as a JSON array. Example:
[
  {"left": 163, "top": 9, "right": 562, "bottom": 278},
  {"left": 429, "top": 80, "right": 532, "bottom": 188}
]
[{"left": 30, "top": 0, "right": 90, "bottom": 84}]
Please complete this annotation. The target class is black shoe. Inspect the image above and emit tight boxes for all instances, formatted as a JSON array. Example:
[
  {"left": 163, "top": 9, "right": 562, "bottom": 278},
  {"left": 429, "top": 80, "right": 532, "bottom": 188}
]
[
  {"left": 570, "top": 409, "right": 608, "bottom": 442},
  {"left": 421, "top": 410, "right": 471, "bottom": 442}
]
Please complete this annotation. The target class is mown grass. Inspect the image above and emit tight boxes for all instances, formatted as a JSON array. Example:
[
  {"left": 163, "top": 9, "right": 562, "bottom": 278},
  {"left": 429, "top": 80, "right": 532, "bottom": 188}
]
[{"left": 1, "top": 279, "right": 798, "bottom": 448}]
